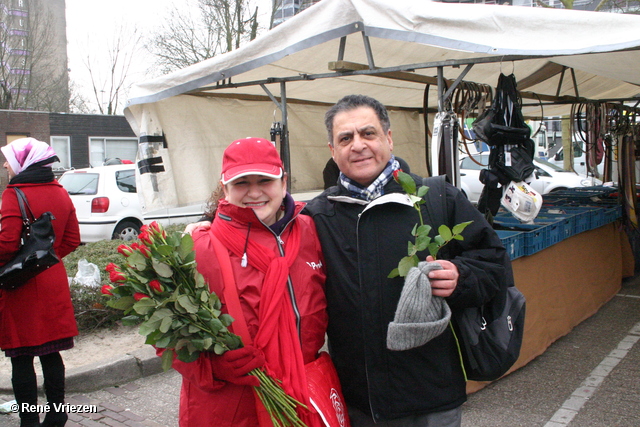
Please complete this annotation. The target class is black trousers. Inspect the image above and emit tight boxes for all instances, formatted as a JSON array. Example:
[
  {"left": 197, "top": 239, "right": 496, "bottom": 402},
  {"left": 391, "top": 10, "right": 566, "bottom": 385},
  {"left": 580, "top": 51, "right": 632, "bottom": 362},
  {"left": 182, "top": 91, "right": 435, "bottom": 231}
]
[{"left": 11, "top": 352, "right": 67, "bottom": 427}]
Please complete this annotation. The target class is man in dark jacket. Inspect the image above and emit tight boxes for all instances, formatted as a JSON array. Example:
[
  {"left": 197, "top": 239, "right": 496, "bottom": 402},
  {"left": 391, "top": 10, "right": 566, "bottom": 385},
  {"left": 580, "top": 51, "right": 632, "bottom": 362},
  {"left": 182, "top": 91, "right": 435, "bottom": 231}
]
[{"left": 303, "top": 95, "right": 513, "bottom": 427}]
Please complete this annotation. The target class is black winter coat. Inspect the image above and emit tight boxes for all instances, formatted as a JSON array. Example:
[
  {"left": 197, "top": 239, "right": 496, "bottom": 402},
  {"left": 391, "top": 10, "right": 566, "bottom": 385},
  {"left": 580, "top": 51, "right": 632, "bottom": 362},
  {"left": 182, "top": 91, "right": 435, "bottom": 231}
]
[{"left": 303, "top": 173, "right": 513, "bottom": 422}]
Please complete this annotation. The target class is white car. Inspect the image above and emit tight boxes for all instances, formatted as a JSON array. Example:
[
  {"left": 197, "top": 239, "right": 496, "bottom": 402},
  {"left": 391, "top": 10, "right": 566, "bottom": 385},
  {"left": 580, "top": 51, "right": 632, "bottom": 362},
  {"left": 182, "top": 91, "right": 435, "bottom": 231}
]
[
  {"left": 59, "top": 164, "right": 205, "bottom": 243},
  {"left": 459, "top": 154, "right": 602, "bottom": 204}
]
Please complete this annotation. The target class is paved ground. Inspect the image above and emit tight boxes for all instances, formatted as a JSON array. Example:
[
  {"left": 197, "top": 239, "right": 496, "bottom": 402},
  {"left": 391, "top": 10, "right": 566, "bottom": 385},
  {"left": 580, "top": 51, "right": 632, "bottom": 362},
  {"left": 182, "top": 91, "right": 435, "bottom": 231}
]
[{"left": 1, "top": 276, "right": 639, "bottom": 427}]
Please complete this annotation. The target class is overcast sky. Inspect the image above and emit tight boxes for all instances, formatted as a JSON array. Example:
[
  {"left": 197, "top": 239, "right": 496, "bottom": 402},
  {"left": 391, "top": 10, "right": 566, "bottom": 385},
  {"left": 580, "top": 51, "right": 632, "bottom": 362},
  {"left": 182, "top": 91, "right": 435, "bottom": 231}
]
[{"left": 65, "top": 0, "right": 272, "bottom": 113}]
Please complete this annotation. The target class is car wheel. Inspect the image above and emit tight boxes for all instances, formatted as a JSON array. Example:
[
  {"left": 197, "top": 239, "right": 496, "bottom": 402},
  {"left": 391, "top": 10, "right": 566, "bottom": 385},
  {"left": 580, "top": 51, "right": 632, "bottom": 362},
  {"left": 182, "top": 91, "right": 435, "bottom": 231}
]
[
  {"left": 112, "top": 221, "right": 140, "bottom": 241},
  {"left": 549, "top": 187, "right": 567, "bottom": 193}
]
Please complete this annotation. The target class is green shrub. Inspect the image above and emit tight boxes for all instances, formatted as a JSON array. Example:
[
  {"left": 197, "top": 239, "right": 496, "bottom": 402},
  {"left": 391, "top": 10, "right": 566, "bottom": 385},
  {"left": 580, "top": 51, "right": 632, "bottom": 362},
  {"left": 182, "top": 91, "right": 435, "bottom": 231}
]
[{"left": 64, "top": 223, "right": 188, "bottom": 332}]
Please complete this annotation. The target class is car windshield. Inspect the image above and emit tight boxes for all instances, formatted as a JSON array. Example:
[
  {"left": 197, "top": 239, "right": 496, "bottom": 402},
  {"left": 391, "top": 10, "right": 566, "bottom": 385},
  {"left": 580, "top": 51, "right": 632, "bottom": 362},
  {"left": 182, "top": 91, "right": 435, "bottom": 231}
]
[
  {"left": 59, "top": 173, "right": 99, "bottom": 195},
  {"left": 534, "top": 157, "right": 567, "bottom": 172}
]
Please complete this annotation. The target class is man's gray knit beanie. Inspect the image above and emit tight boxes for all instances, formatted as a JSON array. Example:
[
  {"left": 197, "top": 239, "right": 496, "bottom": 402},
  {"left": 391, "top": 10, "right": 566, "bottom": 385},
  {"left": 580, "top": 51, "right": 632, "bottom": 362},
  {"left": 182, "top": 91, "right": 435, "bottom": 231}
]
[{"left": 387, "top": 261, "right": 452, "bottom": 351}]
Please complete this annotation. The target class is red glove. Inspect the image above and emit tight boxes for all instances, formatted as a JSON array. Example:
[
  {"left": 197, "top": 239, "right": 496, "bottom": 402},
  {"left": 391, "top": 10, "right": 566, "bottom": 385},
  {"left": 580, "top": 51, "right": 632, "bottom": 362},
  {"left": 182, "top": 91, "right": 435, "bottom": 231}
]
[{"left": 210, "top": 346, "right": 265, "bottom": 387}]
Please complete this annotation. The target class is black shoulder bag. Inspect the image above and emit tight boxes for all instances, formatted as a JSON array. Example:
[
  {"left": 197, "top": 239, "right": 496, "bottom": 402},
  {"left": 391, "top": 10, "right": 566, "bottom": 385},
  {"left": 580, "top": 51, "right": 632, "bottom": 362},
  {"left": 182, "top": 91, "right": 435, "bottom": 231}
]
[
  {"left": 0, "top": 188, "right": 59, "bottom": 290},
  {"left": 422, "top": 176, "right": 526, "bottom": 382}
]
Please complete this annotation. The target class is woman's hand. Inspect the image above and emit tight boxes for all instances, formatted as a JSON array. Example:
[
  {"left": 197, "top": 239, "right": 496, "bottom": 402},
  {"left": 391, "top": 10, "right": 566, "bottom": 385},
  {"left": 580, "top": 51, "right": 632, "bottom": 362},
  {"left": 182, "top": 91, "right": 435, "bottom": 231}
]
[{"left": 184, "top": 220, "right": 212, "bottom": 235}]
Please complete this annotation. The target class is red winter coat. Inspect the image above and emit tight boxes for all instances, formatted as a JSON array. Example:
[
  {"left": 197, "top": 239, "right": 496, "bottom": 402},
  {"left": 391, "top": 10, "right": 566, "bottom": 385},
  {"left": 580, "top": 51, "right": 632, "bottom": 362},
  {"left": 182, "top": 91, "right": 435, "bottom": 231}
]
[
  {"left": 171, "top": 200, "right": 327, "bottom": 427},
  {"left": 0, "top": 182, "right": 81, "bottom": 350}
]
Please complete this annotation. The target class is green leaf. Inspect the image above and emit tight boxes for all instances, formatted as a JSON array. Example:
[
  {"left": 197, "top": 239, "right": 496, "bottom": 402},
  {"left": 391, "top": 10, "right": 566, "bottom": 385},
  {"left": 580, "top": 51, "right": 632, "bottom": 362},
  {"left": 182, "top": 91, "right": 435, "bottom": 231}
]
[
  {"left": 139, "top": 318, "right": 161, "bottom": 336},
  {"left": 396, "top": 171, "right": 416, "bottom": 194},
  {"left": 200, "top": 290, "right": 209, "bottom": 303},
  {"left": 453, "top": 235, "right": 464, "bottom": 241},
  {"left": 414, "top": 232, "right": 431, "bottom": 252},
  {"left": 428, "top": 242, "right": 440, "bottom": 258},
  {"left": 128, "top": 252, "right": 148, "bottom": 271},
  {"left": 433, "top": 235, "right": 446, "bottom": 247},
  {"left": 178, "top": 234, "right": 195, "bottom": 260},
  {"left": 416, "top": 224, "right": 432, "bottom": 236},
  {"left": 407, "top": 241, "right": 417, "bottom": 257},
  {"left": 194, "top": 271, "right": 208, "bottom": 289},
  {"left": 388, "top": 268, "right": 400, "bottom": 278},
  {"left": 132, "top": 298, "right": 156, "bottom": 315},
  {"left": 190, "top": 338, "right": 205, "bottom": 351},
  {"left": 417, "top": 185, "right": 429, "bottom": 198},
  {"left": 120, "top": 315, "right": 141, "bottom": 326},
  {"left": 155, "top": 244, "right": 174, "bottom": 257},
  {"left": 208, "top": 318, "right": 223, "bottom": 334},
  {"left": 177, "top": 295, "right": 199, "bottom": 313},
  {"left": 408, "top": 195, "right": 423, "bottom": 206},
  {"left": 203, "top": 337, "right": 213, "bottom": 351},
  {"left": 161, "top": 349, "right": 175, "bottom": 372},
  {"left": 213, "top": 343, "right": 226, "bottom": 355},
  {"left": 155, "top": 334, "right": 172, "bottom": 348},
  {"left": 398, "top": 255, "right": 418, "bottom": 277},
  {"left": 438, "top": 224, "right": 453, "bottom": 241},
  {"left": 106, "top": 296, "right": 136, "bottom": 311},
  {"left": 152, "top": 257, "right": 174, "bottom": 278},
  {"left": 176, "top": 347, "right": 200, "bottom": 363},
  {"left": 159, "top": 316, "right": 173, "bottom": 333},
  {"left": 452, "top": 220, "right": 473, "bottom": 235},
  {"left": 197, "top": 308, "right": 212, "bottom": 321},
  {"left": 219, "top": 314, "right": 234, "bottom": 327}
]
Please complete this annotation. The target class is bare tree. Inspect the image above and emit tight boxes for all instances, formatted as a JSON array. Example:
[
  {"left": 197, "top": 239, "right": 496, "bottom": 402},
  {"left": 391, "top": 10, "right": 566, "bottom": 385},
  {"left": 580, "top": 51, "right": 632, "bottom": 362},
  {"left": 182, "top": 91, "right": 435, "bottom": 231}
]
[
  {"left": 82, "top": 25, "right": 142, "bottom": 115},
  {"left": 595, "top": 0, "right": 640, "bottom": 13},
  {"left": 146, "top": 0, "right": 261, "bottom": 74},
  {"left": 0, "top": 0, "right": 68, "bottom": 111}
]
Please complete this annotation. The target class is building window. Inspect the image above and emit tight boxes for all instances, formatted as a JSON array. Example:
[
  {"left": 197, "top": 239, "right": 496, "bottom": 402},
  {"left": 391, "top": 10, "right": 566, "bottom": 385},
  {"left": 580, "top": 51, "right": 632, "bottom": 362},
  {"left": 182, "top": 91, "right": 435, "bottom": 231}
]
[
  {"left": 50, "top": 136, "right": 70, "bottom": 169},
  {"left": 89, "top": 137, "right": 138, "bottom": 167}
]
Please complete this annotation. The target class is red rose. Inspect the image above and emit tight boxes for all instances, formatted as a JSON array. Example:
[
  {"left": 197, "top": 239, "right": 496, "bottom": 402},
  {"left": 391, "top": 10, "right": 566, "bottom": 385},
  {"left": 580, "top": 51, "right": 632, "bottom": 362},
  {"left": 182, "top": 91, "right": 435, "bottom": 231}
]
[
  {"left": 147, "top": 221, "right": 166, "bottom": 239},
  {"left": 117, "top": 244, "right": 133, "bottom": 257},
  {"left": 105, "top": 262, "right": 118, "bottom": 273},
  {"left": 131, "top": 242, "right": 151, "bottom": 258},
  {"left": 393, "top": 169, "right": 403, "bottom": 181},
  {"left": 133, "top": 292, "right": 150, "bottom": 301},
  {"left": 109, "top": 270, "right": 126, "bottom": 283},
  {"left": 138, "top": 231, "right": 153, "bottom": 245},
  {"left": 101, "top": 285, "right": 114, "bottom": 296},
  {"left": 149, "top": 280, "right": 164, "bottom": 294}
]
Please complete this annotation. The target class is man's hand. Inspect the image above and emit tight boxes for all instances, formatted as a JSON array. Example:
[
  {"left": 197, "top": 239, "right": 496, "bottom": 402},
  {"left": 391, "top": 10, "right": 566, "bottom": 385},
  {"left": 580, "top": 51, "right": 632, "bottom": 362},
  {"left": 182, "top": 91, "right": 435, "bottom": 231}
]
[
  {"left": 425, "top": 256, "right": 459, "bottom": 297},
  {"left": 184, "top": 220, "right": 212, "bottom": 235}
]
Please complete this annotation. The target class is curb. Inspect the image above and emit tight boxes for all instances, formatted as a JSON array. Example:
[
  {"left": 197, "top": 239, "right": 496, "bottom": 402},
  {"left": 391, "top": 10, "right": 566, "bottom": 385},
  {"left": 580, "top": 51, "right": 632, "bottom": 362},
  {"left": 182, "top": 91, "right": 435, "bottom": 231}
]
[{"left": 0, "top": 346, "right": 164, "bottom": 394}]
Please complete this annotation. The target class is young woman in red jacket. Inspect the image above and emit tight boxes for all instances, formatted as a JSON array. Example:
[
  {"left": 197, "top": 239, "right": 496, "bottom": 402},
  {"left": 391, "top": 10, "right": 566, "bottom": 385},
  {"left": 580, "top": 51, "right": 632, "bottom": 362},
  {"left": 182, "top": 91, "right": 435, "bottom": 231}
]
[
  {"left": 0, "top": 138, "right": 81, "bottom": 427},
  {"left": 167, "top": 137, "right": 328, "bottom": 427}
]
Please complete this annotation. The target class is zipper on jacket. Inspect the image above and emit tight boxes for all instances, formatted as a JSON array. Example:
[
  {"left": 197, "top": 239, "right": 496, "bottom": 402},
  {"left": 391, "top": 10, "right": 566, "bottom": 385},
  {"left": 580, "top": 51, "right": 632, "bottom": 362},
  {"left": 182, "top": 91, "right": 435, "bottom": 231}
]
[{"left": 355, "top": 209, "right": 378, "bottom": 422}]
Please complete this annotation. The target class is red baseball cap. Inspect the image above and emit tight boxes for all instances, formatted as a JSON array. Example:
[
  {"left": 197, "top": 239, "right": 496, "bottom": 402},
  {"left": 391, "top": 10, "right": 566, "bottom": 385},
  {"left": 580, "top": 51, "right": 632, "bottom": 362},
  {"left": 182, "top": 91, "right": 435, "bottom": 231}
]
[{"left": 221, "top": 137, "right": 284, "bottom": 184}]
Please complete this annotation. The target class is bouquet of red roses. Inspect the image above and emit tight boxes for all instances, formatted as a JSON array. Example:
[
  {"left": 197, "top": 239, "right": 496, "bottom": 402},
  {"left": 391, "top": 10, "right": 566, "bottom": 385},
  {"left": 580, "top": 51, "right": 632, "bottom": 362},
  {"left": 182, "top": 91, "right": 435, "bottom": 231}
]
[{"left": 102, "top": 222, "right": 307, "bottom": 427}]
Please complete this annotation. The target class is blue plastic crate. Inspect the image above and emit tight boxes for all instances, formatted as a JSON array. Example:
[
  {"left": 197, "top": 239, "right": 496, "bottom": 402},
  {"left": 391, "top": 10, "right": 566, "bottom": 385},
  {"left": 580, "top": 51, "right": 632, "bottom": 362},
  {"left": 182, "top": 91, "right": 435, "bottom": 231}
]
[
  {"left": 522, "top": 224, "right": 549, "bottom": 256},
  {"left": 496, "top": 230, "right": 524, "bottom": 260},
  {"left": 602, "top": 205, "right": 623, "bottom": 224},
  {"left": 589, "top": 207, "right": 606, "bottom": 229}
]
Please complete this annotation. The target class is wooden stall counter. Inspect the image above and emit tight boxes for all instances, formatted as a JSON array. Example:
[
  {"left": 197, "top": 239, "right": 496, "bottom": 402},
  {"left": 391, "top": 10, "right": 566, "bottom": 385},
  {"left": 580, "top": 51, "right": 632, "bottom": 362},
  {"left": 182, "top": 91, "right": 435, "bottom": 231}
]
[{"left": 467, "top": 221, "right": 634, "bottom": 393}]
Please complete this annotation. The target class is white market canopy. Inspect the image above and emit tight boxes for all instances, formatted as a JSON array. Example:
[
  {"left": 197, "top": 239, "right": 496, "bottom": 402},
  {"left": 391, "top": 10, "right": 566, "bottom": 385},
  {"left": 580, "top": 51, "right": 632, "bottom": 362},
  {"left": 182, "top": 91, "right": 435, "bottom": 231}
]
[{"left": 124, "top": 0, "right": 640, "bottom": 211}]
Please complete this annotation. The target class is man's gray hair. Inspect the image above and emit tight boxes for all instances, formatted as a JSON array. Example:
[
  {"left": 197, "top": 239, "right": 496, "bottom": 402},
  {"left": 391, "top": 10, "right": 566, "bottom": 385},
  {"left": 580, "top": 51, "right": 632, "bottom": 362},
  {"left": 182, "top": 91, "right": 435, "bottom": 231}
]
[{"left": 324, "top": 95, "right": 391, "bottom": 145}]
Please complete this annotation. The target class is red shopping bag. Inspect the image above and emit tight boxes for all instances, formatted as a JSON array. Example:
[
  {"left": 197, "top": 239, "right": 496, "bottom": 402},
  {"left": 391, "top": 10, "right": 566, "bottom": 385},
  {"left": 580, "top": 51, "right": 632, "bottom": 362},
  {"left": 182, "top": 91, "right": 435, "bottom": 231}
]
[{"left": 305, "top": 352, "right": 351, "bottom": 427}]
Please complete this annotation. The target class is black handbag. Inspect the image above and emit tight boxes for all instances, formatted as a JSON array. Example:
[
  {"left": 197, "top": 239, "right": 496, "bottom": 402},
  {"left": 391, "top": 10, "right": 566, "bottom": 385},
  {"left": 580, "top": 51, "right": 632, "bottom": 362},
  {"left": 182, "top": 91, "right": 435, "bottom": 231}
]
[
  {"left": 451, "top": 286, "right": 526, "bottom": 382},
  {"left": 0, "top": 188, "right": 59, "bottom": 290},
  {"left": 422, "top": 176, "right": 526, "bottom": 382}
]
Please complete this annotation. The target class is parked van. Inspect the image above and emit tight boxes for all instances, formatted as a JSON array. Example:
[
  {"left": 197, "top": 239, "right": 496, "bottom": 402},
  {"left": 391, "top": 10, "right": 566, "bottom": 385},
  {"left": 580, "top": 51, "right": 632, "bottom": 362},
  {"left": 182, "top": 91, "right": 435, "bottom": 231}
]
[{"left": 550, "top": 143, "right": 605, "bottom": 179}]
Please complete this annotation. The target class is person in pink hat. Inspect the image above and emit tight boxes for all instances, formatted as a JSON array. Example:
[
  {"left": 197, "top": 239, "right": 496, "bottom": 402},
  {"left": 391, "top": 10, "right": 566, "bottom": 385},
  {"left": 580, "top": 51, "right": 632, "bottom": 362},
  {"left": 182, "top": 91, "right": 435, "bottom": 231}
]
[
  {"left": 163, "top": 137, "right": 330, "bottom": 427},
  {"left": 0, "top": 137, "right": 81, "bottom": 427}
]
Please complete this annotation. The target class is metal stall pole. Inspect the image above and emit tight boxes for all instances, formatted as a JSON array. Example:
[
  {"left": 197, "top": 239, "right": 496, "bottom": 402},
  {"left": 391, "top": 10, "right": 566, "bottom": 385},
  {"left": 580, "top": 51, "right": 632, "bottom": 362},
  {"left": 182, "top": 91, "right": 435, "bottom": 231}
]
[{"left": 260, "top": 82, "right": 291, "bottom": 193}]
